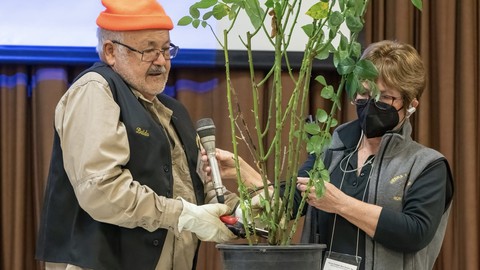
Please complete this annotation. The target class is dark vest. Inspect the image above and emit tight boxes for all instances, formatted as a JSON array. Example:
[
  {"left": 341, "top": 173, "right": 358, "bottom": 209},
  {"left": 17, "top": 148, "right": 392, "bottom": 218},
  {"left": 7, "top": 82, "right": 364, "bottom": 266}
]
[{"left": 36, "top": 62, "right": 205, "bottom": 270}]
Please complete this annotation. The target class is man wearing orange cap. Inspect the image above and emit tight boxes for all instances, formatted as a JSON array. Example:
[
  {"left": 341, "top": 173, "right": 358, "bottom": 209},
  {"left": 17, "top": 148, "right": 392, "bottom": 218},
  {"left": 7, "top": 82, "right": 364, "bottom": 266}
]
[{"left": 35, "top": 0, "right": 238, "bottom": 269}]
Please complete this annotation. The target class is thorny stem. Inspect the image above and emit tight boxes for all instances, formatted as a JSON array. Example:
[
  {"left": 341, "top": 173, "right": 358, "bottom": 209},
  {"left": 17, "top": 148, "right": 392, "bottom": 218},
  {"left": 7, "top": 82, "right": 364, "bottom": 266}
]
[{"left": 224, "top": 28, "right": 255, "bottom": 244}]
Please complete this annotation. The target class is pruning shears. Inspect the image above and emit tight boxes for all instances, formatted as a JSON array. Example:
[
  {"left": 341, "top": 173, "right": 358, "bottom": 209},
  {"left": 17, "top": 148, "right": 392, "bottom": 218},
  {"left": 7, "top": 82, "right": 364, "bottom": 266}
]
[{"left": 220, "top": 215, "right": 269, "bottom": 239}]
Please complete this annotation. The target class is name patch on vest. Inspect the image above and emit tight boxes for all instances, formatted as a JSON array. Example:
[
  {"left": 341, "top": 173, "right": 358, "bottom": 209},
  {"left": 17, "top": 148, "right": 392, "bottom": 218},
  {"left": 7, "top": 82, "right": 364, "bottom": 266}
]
[
  {"left": 135, "top": 127, "right": 150, "bottom": 137},
  {"left": 389, "top": 173, "right": 409, "bottom": 201}
]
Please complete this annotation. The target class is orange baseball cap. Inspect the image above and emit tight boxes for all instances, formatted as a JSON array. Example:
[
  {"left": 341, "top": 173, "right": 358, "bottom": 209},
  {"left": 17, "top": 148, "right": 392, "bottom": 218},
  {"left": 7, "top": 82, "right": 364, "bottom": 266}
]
[{"left": 96, "top": 0, "right": 173, "bottom": 31}]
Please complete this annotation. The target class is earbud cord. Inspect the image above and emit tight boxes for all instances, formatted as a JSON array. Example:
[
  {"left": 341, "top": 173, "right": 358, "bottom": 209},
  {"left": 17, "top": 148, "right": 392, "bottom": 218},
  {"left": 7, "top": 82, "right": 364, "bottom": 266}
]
[
  {"left": 339, "top": 133, "right": 373, "bottom": 174},
  {"left": 354, "top": 165, "right": 375, "bottom": 261},
  {"left": 327, "top": 159, "right": 351, "bottom": 256},
  {"left": 328, "top": 165, "right": 374, "bottom": 263},
  {"left": 327, "top": 133, "right": 364, "bottom": 256},
  {"left": 328, "top": 132, "right": 372, "bottom": 265}
]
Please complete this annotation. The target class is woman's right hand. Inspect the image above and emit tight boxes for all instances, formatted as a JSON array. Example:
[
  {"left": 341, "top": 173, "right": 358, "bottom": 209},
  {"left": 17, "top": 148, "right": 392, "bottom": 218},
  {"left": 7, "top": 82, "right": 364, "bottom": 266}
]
[
  {"left": 201, "top": 148, "right": 265, "bottom": 188},
  {"left": 201, "top": 148, "right": 239, "bottom": 181}
]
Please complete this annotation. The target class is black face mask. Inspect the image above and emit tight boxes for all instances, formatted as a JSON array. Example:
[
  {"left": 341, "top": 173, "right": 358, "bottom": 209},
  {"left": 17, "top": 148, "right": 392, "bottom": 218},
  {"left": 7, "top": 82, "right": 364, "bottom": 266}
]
[{"left": 356, "top": 99, "right": 399, "bottom": 138}]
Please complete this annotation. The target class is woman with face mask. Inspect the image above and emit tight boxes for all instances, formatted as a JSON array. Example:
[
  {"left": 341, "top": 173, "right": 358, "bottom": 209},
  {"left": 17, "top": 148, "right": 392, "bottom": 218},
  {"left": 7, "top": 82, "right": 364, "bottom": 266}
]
[
  {"left": 294, "top": 40, "right": 454, "bottom": 270},
  {"left": 202, "top": 40, "right": 454, "bottom": 270}
]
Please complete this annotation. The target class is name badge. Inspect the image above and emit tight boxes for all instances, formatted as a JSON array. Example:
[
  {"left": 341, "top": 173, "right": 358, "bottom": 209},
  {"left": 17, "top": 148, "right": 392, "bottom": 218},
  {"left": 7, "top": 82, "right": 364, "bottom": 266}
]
[{"left": 323, "top": 251, "right": 361, "bottom": 270}]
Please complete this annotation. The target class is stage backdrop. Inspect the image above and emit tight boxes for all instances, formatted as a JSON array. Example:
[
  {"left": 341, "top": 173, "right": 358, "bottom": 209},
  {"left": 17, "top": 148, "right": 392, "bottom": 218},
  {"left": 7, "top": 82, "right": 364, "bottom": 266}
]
[{"left": 0, "top": 0, "right": 350, "bottom": 65}]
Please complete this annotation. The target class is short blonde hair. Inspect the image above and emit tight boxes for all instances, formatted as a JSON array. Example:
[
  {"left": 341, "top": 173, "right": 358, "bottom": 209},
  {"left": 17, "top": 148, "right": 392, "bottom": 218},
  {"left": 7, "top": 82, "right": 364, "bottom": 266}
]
[{"left": 361, "top": 40, "right": 426, "bottom": 105}]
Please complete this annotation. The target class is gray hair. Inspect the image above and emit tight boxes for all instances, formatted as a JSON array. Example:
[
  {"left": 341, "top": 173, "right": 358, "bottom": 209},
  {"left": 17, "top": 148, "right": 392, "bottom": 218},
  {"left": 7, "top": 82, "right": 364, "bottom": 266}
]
[{"left": 96, "top": 28, "right": 124, "bottom": 61}]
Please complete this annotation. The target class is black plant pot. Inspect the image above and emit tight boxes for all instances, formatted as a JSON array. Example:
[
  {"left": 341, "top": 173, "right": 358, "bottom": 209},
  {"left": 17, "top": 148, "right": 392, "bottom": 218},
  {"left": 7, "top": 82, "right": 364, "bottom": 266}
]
[{"left": 216, "top": 243, "right": 326, "bottom": 270}]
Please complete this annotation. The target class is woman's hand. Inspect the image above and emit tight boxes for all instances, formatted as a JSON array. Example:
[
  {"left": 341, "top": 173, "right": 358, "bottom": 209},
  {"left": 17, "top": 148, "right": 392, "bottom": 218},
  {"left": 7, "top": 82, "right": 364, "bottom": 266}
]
[
  {"left": 201, "top": 148, "right": 265, "bottom": 188},
  {"left": 201, "top": 148, "right": 238, "bottom": 181},
  {"left": 296, "top": 177, "right": 381, "bottom": 237},
  {"left": 296, "top": 177, "right": 345, "bottom": 214}
]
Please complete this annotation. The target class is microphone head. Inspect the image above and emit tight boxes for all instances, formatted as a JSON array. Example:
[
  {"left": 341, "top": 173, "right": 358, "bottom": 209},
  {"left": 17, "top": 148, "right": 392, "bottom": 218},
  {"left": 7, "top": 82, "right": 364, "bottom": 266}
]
[
  {"left": 196, "top": 118, "right": 215, "bottom": 138},
  {"left": 196, "top": 118, "right": 216, "bottom": 153}
]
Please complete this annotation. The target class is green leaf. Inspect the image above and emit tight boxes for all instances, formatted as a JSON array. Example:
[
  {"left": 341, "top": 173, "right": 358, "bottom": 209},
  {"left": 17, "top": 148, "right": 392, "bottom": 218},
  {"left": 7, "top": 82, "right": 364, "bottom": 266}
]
[
  {"left": 321, "top": 85, "right": 334, "bottom": 99},
  {"left": 337, "top": 57, "right": 355, "bottom": 75},
  {"left": 345, "top": 15, "right": 363, "bottom": 33},
  {"left": 178, "top": 16, "right": 193, "bottom": 26},
  {"left": 293, "top": 129, "right": 304, "bottom": 139},
  {"left": 346, "top": 73, "right": 359, "bottom": 99},
  {"left": 264, "top": 0, "right": 274, "bottom": 8},
  {"left": 228, "top": 8, "right": 236, "bottom": 20},
  {"left": 352, "top": 0, "right": 366, "bottom": 16},
  {"left": 307, "top": 135, "right": 323, "bottom": 154},
  {"left": 192, "top": 19, "right": 201, "bottom": 28},
  {"left": 213, "top": 3, "right": 229, "bottom": 20},
  {"left": 302, "top": 24, "right": 314, "bottom": 38},
  {"left": 346, "top": 0, "right": 356, "bottom": 8},
  {"left": 244, "top": 0, "right": 264, "bottom": 29},
  {"left": 315, "top": 45, "right": 330, "bottom": 60},
  {"left": 189, "top": 6, "right": 200, "bottom": 19},
  {"left": 231, "top": 3, "right": 240, "bottom": 14},
  {"left": 339, "top": 34, "right": 348, "bottom": 51},
  {"left": 316, "top": 108, "right": 328, "bottom": 123},
  {"left": 203, "top": 11, "right": 214, "bottom": 20},
  {"left": 273, "top": 1, "right": 282, "bottom": 17},
  {"left": 324, "top": 132, "right": 332, "bottom": 146},
  {"left": 354, "top": 59, "right": 378, "bottom": 80},
  {"left": 314, "top": 176, "right": 326, "bottom": 197},
  {"left": 201, "top": 21, "right": 208, "bottom": 28},
  {"left": 304, "top": 122, "right": 321, "bottom": 135},
  {"left": 309, "top": 169, "right": 320, "bottom": 182},
  {"left": 411, "top": 0, "right": 423, "bottom": 11},
  {"left": 338, "top": 0, "right": 346, "bottom": 11},
  {"left": 328, "top": 28, "right": 337, "bottom": 40},
  {"left": 328, "top": 11, "right": 344, "bottom": 27},
  {"left": 306, "top": 136, "right": 316, "bottom": 153},
  {"left": 320, "top": 168, "right": 330, "bottom": 182},
  {"left": 351, "top": 41, "right": 361, "bottom": 58},
  {"left": 330, "top": 118, "right": 338, "bottom": 127},
  {"left": 192, "top": 0, "right": 217, "bottom": 9},
  {"left": 314, "top": 160, "right": 325, "bottom": 171},
  {"left": 315, "top": 75, "right": 327, "bottom": 86},
  {"left": 338, "top": 49, "right": 349, "bottom": 62},
  {"left": 333, "top": 51, "right": 340, "bottom": 67},
  {"left": 306, "top": 1, "right": 329, "bottom": 20}
]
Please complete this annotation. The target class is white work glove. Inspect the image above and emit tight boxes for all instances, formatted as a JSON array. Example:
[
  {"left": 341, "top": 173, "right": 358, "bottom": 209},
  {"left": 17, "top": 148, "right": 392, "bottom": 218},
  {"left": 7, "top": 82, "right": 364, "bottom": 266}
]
[
  {"left": 235, "top": 188, "right": 277, "bottom": 228},
  {"left": 178, "top": 198, "right": 236, "bottom": 243}
]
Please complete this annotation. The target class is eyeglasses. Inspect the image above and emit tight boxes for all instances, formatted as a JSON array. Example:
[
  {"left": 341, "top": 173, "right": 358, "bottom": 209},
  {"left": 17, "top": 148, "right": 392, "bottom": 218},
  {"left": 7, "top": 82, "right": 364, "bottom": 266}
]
[
  {"left": 111, "top": 40, "right": 179, "bottom": 61},
  {"left": 352, "top": 94, "right": 402, "bottom": 110}
]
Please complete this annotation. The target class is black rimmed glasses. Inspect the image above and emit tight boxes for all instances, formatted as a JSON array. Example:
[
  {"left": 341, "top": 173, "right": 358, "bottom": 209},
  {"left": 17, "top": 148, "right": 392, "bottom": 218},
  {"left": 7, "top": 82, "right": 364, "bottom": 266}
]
[
  {"left": 352, "top": 94, "right": 402, "bottom": 110},
  {"left": 111, "top": 40, "right": 179, "bottom": 61}
]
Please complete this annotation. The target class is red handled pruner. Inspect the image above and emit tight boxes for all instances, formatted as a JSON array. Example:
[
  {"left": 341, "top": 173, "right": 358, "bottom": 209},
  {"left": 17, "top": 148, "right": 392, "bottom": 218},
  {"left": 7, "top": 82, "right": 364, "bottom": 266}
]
[{"left": 220, "top": 215, "right": 268, "bottom": 239}]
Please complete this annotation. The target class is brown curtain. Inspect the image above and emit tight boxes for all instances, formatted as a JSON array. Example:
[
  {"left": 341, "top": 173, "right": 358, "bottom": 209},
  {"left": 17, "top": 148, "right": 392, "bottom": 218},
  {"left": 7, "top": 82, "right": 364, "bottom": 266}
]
[
  {"left": 0, "top": 66, "right": 66, "bottom": 269},
  {"left": 0, "top": 1, "right": 479, "bottom": 269},
  {"left": 1, "top": 65, "right": 30, "bottom": 270}
]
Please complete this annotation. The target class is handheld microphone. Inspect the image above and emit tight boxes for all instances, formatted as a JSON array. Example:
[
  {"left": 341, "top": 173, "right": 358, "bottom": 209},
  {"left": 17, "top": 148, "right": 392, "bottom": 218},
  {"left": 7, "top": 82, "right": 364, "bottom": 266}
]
[{"left": 196, "top": 118, "right": 225, "bottom": 203}]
